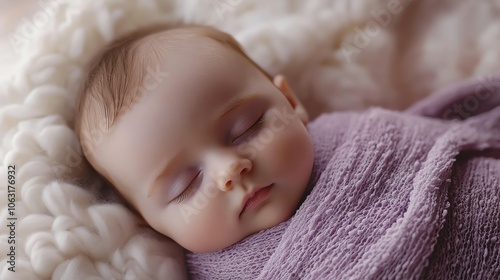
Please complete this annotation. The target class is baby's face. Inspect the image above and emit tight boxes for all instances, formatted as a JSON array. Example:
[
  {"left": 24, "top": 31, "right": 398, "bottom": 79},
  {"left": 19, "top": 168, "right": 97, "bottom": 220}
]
[{"left": 92, "top": 35, "right": 314, "bottom": 253}]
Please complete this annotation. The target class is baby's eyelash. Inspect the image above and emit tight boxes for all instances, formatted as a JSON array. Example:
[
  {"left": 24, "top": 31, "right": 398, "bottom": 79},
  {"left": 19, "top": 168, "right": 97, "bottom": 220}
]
[
  {"left": 233, "top": 114, "right": 266, "bottom": 144},
  {"left": 172, "top": 171, "right": 201, "bottom": 204},
  {"left": 247, "top": 115, "right": 265, "bottom": 135}
]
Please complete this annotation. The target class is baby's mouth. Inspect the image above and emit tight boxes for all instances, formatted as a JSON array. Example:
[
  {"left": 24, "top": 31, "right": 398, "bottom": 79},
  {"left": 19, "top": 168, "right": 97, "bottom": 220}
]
[{"left": 239, "top": 183, "right": 273, "bottom": 218}]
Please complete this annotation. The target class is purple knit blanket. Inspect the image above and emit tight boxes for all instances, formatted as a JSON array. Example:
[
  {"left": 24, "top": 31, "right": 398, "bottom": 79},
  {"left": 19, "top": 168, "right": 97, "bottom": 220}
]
[{"left": 186, "top": 76, "right": 500, "bottom": 279}]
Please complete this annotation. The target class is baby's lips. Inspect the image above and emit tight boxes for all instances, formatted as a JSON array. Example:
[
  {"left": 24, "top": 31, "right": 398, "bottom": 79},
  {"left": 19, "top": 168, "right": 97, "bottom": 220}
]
[{"left": 239, "top": 183, "right": 273, "bottom": 218}]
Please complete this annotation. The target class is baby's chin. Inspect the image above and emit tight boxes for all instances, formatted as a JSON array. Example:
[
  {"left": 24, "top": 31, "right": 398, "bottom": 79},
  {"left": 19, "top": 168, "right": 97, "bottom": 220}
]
[
  {"left": 244, "top": 200, "right": 298, "bottom": 235},
  {"left": 186, "top": 209, "right": 291, "bottom": 253}
]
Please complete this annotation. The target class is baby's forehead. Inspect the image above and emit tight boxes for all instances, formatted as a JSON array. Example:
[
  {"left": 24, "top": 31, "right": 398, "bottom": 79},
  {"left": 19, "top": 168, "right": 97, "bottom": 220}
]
[
  {"left": 132, "top": 34, "right": 249, "bottom": 91},
  {"left": 132, "top": 29, "right": 255, "bottom": 86},
  {"left": 136, "top": 28, "right": 237, "bottom": 62}
]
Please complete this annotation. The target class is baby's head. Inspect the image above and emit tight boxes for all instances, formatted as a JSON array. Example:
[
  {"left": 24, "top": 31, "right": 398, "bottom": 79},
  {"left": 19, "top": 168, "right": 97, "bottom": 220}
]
[{"left": 75, "top": 24, "right": 314, "bottom": 253}]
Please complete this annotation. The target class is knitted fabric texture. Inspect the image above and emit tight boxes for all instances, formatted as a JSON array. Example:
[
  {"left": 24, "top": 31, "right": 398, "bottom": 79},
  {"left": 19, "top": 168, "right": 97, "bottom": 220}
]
[{"left": 186, "top": 80, "right": 500, "bottom": 279}]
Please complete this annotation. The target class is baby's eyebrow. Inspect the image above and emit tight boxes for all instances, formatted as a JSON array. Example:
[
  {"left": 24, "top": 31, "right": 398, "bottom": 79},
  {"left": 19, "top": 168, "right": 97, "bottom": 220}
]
[
  {"left": 215, "top": 92, "right": 258, "bottom": 119},
  {"left": 147, "top": 92, "right": 259, "bottom": 198}
]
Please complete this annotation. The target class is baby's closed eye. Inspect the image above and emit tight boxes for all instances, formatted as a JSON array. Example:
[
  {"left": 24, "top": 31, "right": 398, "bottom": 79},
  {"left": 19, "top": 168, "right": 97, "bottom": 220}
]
[
  {"left": 232, "top": 113, "right": 266, "bottom": 144},
  {"left": 170, "top": 169, "right": 203, "bottom": 204}
]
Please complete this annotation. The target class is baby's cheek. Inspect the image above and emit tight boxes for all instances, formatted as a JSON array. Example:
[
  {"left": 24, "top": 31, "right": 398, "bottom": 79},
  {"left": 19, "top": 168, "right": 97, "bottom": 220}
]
[
  {"left": 161, "top": 209, "right": 212, "bottom": 251},
  {"left": 270, "top": 123, "right": 309, "bottom": 170},
  {"left": 167, "top": 201, "right": 240, "bottom": 252}
]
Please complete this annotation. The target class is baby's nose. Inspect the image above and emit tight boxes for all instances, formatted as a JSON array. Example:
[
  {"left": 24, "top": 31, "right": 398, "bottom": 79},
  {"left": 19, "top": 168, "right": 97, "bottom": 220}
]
[{"left": 217, "top": 159, "right": 252, "bottom": 192}]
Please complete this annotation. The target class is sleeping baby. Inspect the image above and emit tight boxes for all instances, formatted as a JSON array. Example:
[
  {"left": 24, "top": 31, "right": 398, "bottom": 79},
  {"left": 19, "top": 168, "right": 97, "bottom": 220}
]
[{"left": 75, "top": 24, "right": 500, "bottom": 279}]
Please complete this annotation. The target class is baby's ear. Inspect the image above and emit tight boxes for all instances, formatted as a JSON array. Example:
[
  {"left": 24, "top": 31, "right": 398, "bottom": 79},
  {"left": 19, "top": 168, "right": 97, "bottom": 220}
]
[{"left": 273, "top": 75, "right": 309, "bottom": 124}]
